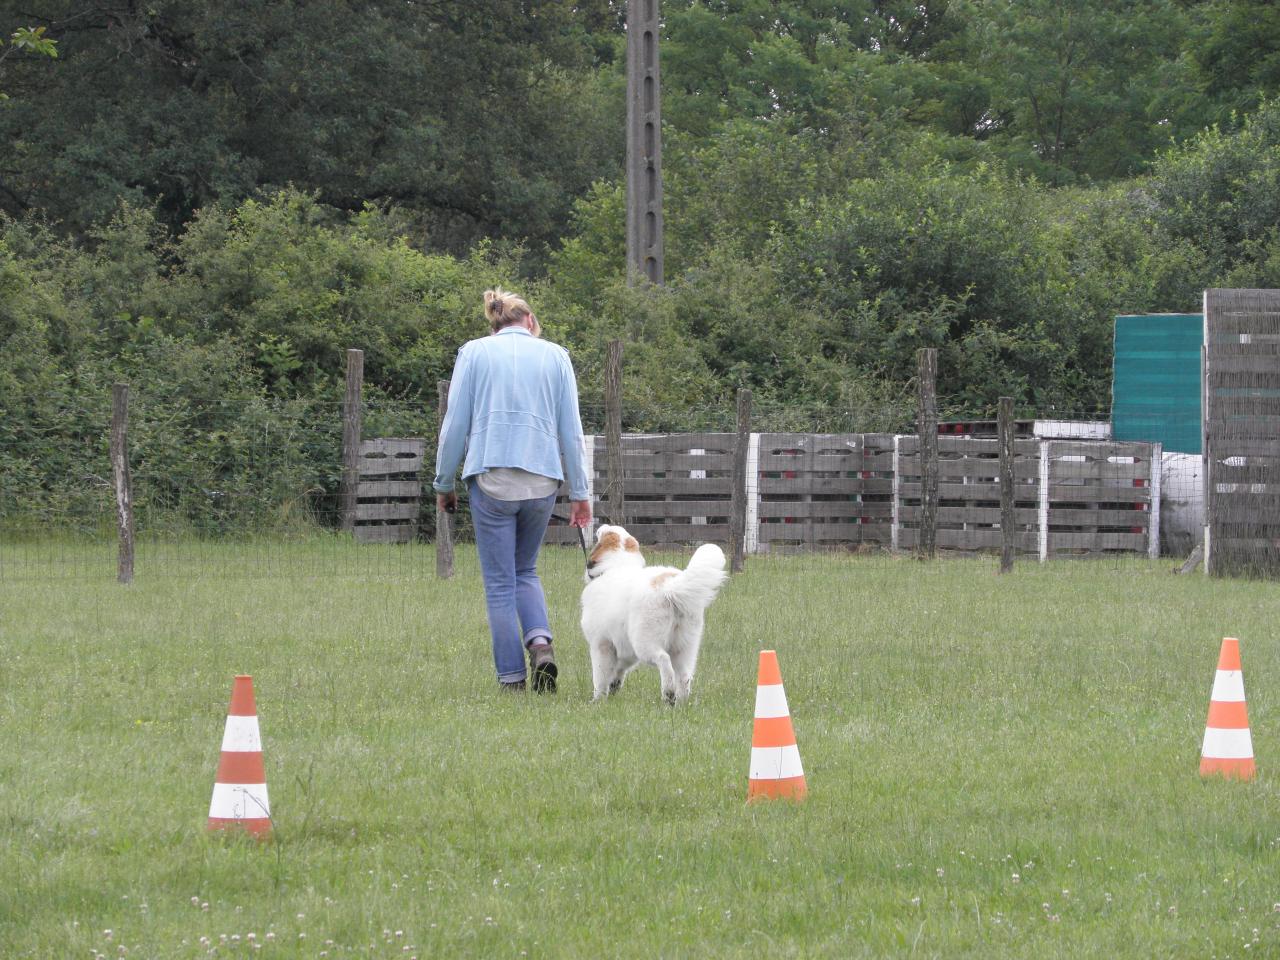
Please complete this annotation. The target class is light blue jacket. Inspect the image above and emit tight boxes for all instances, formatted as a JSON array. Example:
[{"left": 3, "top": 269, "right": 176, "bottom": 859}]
[{"left": 432, "top": 326, "right": 590, "bottom": 500}]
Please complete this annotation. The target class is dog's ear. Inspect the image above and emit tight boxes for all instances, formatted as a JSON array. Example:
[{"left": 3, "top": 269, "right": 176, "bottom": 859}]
[
  {"left": 590, "top": 529, "right": 622, "bottom": 565},
  {"left": 624, "top": 536, "right": 640, "bottom": 553}
]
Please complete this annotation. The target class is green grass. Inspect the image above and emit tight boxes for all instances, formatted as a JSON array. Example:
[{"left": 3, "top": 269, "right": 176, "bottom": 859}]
[{"left": 3, "top": 545, "right": 1280, "bottom": 958}]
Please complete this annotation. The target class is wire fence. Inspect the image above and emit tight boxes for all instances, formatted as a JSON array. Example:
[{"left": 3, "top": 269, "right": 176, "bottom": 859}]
[{"left": 0, "top": 386, "right": 1224, "bottom": 582}]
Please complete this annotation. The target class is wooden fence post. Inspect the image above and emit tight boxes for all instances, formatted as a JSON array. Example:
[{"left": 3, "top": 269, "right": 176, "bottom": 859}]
[
  {"left": 916, "top": 348, "right": 938, "bottom": 560},
  {"left": 605, "top": 339, "right": 627, "bottom": 525},
  {"left": 998, "top": 396, "right": 1015, "bottom": 574},
  {"left": 436, "top": 379, "right": 454, "bottom": 579},
  {"left": 729, "top": 388, "right": 752, "bottom": 573},
  {"left": 110, "top": 383, "right": 135, "bottom": 584},
  {"left": 340, "top": 349, "right": 364, "bottom": 533}
]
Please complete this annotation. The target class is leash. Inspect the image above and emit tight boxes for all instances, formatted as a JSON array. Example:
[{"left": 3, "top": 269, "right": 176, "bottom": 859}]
[
  {"left": 550, "top": 512, "right": 588, "bottom": 563},
  {"left": 551, "top": 509, "right": 602, "bottom": 567}
]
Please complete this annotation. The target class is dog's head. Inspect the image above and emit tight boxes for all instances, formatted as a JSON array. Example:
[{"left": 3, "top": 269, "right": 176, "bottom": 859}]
[{"left": 586, "top": 524, "right": 644, "bottom": 580}]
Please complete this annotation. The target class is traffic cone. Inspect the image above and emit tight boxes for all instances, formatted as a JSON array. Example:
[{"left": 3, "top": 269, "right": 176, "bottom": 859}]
[
  {"left": 747, "top": 650, "right": 807, "bottom": 801},
  {"left": 208, "top": 675, "right": 272, "bottom": 836},
  {"left": 1200, "top": 637, "right": 1255, "bottom": 780}
]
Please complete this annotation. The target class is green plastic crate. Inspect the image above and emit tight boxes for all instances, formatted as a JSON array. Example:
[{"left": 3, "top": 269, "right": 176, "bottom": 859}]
[{"left": 1111, "top": 313, "right": 1202, "bottom": 454}]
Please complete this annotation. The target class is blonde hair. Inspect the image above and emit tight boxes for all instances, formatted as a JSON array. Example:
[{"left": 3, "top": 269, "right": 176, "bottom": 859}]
[{"left": 483, "top": 287, "right": 533, "bottom": 333}]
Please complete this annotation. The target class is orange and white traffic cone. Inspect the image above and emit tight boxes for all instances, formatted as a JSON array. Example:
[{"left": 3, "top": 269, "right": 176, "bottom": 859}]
[
  {"left": 1200, "top": 637, "right": 1255, "bottom": 780},
  {"left": 208, "top": 675, "right": 272, "bottom": 836},
  {"left": 747, "top": 649, "right": 807, "bottom": 801}
]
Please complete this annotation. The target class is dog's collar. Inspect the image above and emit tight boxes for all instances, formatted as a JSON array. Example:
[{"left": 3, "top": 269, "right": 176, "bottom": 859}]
[{"left": 585, "top": 563, "right": 604, "bottom": 580}]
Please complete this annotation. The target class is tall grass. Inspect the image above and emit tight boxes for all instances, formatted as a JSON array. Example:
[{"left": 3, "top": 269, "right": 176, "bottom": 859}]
[{"left": 2, "top": 546, "right": 1278, "bottom": 958}]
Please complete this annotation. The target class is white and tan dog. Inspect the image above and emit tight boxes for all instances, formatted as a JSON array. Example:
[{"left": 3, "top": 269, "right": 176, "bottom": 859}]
[{"left": 580, "top": 524, "right": 727, "bottom": 704}]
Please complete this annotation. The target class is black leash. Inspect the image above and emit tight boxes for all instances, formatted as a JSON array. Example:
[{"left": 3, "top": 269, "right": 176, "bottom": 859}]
[{"left": 551, "top": 509, "right": 601, "bottom": 567}]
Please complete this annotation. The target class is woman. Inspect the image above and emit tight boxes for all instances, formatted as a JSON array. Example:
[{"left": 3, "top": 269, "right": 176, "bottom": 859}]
[{"left": 433, "top": 288, "right": 592, "bottom": 692}]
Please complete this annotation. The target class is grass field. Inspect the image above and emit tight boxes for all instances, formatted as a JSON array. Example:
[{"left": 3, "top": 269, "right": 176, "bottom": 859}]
[{"left": 2, "top": 544, "right": 1280, "bottom": 958}]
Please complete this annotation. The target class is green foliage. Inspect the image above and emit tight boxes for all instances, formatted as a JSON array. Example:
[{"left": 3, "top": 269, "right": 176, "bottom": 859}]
[
  {"left": 0, "top": 2, "right": 620, "bottom": 249},
  {"left": 6, "top": 25, "right": 56, "bottom": 57},
  {"left": 0, "top": 24, "right": 57, "bottom": 99},
  {"left": 1147, "top": 99, "right": 1280, "bottom": 286},
  {"left": 7, "top": 0, "right": 1269, "bottom": 242},
  {"left": 1191, "top": 0, "right": 1280, "bottom": 118},
  {"left": 0, "top": 192, "right": 512, "bottom": 533},
  {"left": 166, "top": 190, "right": 520, "bottom": 396},
  {"left": 543, "top": 88, "right": 1280, "bottom": 419},
  {"left": 7, "top": 3, "right": 1280, "bottom": 531},
  {"left": 942, "top": 0, "right": 1204, "bottom": 183}
]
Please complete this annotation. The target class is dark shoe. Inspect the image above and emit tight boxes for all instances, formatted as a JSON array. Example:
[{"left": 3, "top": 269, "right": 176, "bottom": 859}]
[
  {"left": 528, "top": 642, "right": 558, "bottom": 694},
  {"left": 500, "top": 679, "right": 526, "bottom": 693}
]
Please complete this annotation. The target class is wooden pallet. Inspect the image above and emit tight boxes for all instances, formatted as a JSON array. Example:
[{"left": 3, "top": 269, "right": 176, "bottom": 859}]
[
  {"left": 603, "top": 434, "right": 736, "bottom": 546},
  {"left": 756, "top": 433, "right": 892, "bottom": 551},
  {"left": 353, "top": 438, "right": 424, "bottom": 544},
  {"left": 1043, "top": 440, "right": 1155, "bottom": 557},
  {"left": 1205, "top": 288, "right": 1280, "bottom": 576},
  {"left": 541, "top": 431, "right": 1161, "bottom": 559},
  {"left": 897, "top": 435, "right": 1041, "bottom": 553}
]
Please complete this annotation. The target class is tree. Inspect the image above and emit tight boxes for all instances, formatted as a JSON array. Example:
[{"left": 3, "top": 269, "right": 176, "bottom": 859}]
[
  {"left": 1192, "top": 0, "right": 1280, "bottom": 117},
  {"left": 940, "top": 0, "right": 1201, "bottom": 182},
  {"left": 0, "top": 2, "right": 620, "bottom": 255},
  {"left": 1147, "top": 98, "right": 1280, "bottom": 287}
]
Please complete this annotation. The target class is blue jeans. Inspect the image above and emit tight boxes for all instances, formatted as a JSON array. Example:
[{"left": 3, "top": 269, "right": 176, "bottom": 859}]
[{"left": 467, "top": 481, "right": 558, "bottom": 683}]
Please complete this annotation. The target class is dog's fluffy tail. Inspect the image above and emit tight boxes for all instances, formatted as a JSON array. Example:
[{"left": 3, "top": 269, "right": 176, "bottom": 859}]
[{"left": 660, "top": 543, "right": 728, "bottom": 615}]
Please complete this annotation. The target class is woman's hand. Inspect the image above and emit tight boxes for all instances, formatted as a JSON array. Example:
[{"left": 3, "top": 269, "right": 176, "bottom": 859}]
[
  {"left": 568, "top": 499, "right": 592, "bottom": 528},
  {"left": 437, "top": 491, "right": 458, "bottom": 514}
]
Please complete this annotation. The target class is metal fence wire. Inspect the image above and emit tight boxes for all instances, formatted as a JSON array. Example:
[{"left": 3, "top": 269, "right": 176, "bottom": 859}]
[{"left": 0, "top": 389, "right": 1222, "bottom": 582}]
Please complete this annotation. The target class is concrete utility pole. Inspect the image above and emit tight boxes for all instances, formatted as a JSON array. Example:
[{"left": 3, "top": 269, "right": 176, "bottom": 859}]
[{"left": 626, "top": 0, "right": 663, "bottom": 285}]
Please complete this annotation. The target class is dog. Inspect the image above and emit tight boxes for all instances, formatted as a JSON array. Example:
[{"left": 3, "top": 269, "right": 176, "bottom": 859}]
[{"left": 580, "top": 524, "right": 727, "bottom": 704}]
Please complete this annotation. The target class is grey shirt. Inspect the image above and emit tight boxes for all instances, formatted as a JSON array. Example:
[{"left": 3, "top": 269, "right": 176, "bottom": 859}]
[{"left": 475, "top": 467, "right": 560, "bottom": 501}]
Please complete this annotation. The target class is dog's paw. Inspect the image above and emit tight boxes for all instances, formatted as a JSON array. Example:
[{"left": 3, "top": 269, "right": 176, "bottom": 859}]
[
  {"left": 608, "top": 678, "right": 623, "bottom": 694},
  {"left": 662, "top": 688, "right": 677, "bottom": 706}
]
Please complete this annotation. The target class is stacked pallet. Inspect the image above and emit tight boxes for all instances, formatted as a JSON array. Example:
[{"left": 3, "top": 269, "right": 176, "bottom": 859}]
[
  {"left": 565, "top": 431, "right": 1160, "bottom": 560},
  {"left": 755, "top": 433, "right": 894, "bottom": 552},
  {"left": 353, "top": 438, "right": 424, "bottom": 544},
  {"left": 896, "top": 435, "right": 1041, "bottom": 554},
  {"left": 600, "top": 434, "right": 735, "bottom": 546},
  {"left": 1205, "top": 288, "right": 1280, "bottom": 577},
  {"left": 1044, "top": 440, "right": 1157, "bottom": 557}
]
